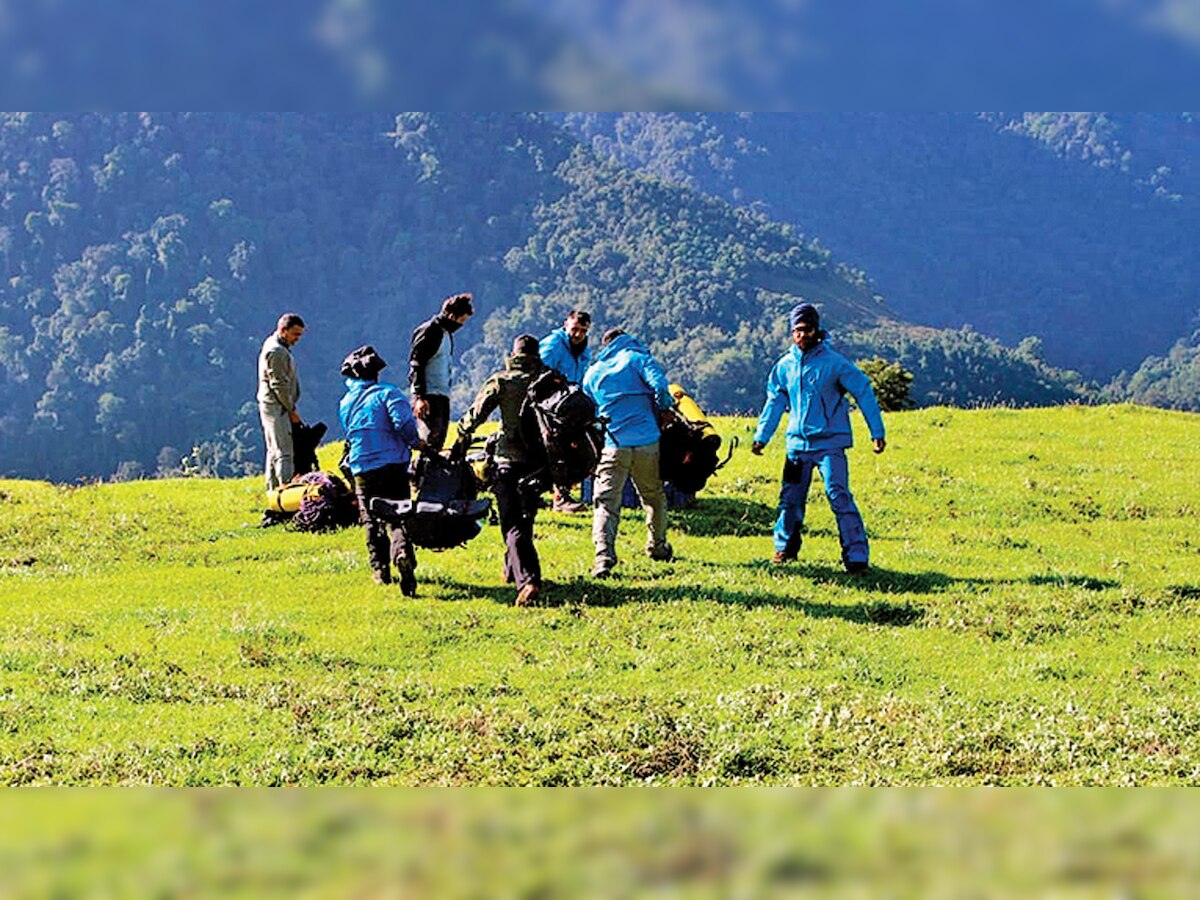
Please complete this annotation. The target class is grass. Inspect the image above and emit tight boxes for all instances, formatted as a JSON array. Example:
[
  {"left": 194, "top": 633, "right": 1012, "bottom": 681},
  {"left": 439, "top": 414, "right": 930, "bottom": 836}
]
[{"left": 1, "top": 404, "right": 1199, "bottom": 785}]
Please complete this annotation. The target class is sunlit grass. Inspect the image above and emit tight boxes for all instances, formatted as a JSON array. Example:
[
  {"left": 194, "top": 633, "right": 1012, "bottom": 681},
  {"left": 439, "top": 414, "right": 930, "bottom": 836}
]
[{"left": 2, "top": 404, "right": 1198, "bottom": 785}]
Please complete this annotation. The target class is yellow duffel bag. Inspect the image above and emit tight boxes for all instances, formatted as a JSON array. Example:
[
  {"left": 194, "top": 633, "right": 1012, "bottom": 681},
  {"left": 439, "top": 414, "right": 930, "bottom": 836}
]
[
  {"left": 265, "top": 478, "right": 326, "bottom": 513},
  {"left": 669, "top": 383, "right": 722, "bottom": 450}
]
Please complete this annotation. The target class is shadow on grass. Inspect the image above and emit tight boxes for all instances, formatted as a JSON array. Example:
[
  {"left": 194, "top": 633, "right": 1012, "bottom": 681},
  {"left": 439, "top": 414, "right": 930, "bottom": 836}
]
[
  {"left": 439, "top": 576, "right": 925, "bottom": 627},
  {"left": 668, "top": 497, "right": 777, "bottom": 538},
  {"left": 1025, "top": 573, "right": 1119, "bottom": 591},
  {"left": 699, "top": 558, "right": 1125, "bottom": 597},
  {"left": 694, "top": 558, "right": 967, "bottom": 596}
]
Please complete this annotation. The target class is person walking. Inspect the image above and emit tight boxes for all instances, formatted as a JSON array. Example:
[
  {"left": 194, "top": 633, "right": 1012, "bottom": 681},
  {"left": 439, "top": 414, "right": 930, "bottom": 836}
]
[
  {"left": 257, "top": 313, "right": 304, "bottom": 504},
  {"left": 539, "top": 309, "right": 592, "bottom": 513},
  {"left": 751, "top": 303, "right": 886, "bottom": 573},
  {"left": 408, "top": 292, "right": 473, "bottom": 451},
  {"left": 453, "top": 335, "right": 547, "bottom": 607},
  {"left": 339, "top": 345, "right": 428, "bottom": 594},
  {"left": 582, "top": 328, "right": 676, "bottom": 579}
]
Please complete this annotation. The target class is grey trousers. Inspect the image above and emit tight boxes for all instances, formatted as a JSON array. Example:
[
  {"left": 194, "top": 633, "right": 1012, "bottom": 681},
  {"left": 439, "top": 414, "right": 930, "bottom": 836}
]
[
  {"left": 259, "top": 404, "right": 294, "bottom": 492},
  {"left": 592, "top": 442, "right": 669, "bottom": 568}
]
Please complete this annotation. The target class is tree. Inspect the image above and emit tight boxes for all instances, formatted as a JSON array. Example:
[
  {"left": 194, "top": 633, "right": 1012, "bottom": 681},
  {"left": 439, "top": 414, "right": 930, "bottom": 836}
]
[{"left": 857, "top": 357, "right": 915, "bottom": 411}]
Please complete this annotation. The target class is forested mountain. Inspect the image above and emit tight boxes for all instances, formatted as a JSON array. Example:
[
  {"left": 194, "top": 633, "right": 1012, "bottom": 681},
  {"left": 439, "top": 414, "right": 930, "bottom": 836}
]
[
  {"left": 1112, "top": 333, "right": 1200, "bottom": 411},
  {"left": 0, "top": 113, "right": 1090, "bottom": 481},
  {"left": 561, "top": 113, "right": 1200, "bottom": 379}
]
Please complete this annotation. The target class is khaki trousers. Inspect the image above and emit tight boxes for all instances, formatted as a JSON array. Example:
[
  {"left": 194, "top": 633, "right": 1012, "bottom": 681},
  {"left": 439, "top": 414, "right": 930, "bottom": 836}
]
[{"left": 592, "top": 442, "right": 668, "bottom": 569}]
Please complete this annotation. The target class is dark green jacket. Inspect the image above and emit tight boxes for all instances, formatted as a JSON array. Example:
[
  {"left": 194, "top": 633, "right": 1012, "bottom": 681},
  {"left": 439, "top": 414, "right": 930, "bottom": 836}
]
[{"left": 456, "top": 355, "right": 543, "bottom": 464}]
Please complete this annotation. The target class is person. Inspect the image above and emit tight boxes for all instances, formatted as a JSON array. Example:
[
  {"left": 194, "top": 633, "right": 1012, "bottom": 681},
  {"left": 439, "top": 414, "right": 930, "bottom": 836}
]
[
  {"left": 339, "top": 345, "right": 428, "bottom": 594},
  {"left": 539, "top": 309, "right": 592, "bottom": 513},
  {"left": 453, "top": 335, "right": 547, "bottom": 607},
  {"left": 582, "top": 328, "right": 676, "bottom": 579},
  {"left": 751, "top": 303, "right": 886, "bottom": 573},
  {"left": 257, "top": 313, "right": 304, "bottom": 515},
  {"left": 409, "top": 293, "right": 474, "bottom": 451}
]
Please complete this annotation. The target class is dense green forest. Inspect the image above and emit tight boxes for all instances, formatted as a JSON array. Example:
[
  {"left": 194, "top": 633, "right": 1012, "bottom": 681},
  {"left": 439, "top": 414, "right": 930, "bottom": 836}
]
[
  {"left": 0, "top": 112, "right": 1123, "bottom": 482},
  {"left": 561, "top": 113, "right": 1200, "bottom": 381}
]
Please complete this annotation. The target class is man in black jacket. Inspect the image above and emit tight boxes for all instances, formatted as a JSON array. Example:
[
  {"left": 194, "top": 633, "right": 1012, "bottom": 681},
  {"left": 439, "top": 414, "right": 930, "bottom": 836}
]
[
  {"left": 453, "top": 334, "right": 546, "bottom": 607},
  {"left": 408, "top": 292, "right": 474, "bottom": 451}
]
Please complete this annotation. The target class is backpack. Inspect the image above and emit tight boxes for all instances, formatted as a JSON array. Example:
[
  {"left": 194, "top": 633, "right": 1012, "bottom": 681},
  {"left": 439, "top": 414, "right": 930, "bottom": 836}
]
[
  {"left": 291, "top": 421, "right": 327, "bottom": 476},
  {"left": 291, "top": 470, "right": 359, "bottom": 532},
  {"left": 368, "top": 453, "right": 491, "bottom": 551},
  {"left": 658, "top": 408, "right": 735, "bottom": 494},
  {"left": 520, "top": 369, "right": 605, "bottom": 492}
]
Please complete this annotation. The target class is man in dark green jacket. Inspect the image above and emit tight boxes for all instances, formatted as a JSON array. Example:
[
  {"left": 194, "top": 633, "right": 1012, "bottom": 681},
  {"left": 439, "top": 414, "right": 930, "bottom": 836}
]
[{"left": 454, "top": 334, "right": 546, "bottom": 607}]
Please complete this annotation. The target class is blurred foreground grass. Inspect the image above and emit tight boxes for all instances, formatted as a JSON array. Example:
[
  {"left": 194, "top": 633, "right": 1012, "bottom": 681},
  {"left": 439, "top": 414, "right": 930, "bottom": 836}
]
[{"left": 2, "top": 789, "right": 1199, "bottom": 897}]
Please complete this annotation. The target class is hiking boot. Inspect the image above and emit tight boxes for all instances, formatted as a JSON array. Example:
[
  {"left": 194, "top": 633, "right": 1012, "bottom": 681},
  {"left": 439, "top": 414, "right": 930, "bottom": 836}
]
[
  {"left": 647, "top": 542, "right": 674, "bottom": 562},
  {"left": 515, "top": 583, "right": 540, "bottom": 607},
  {"left": 397, "top": 563, "right": 418, "bottom": 597},
  {"left": 591, "top": 561, "right": 614, "bottom": 579},
  {"left": 371, "top": 569, "right": 392, "bottom": 585},
  {"left": 552, "top": 492, "right": 588, "bottom": 514},
  {"left": 845, "top": 561, "right": 870, "bottom": 575},
  {"left": 772, "top": 550, "right": 796, "bottom": 565}
]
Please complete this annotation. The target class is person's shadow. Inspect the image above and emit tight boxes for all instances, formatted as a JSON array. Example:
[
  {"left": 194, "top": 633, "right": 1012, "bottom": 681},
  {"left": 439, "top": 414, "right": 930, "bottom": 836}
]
[
  {"left": 434, "top": 575, "right": 926, "bottom": 626},
  {"left": 669, "top": 496, "right": 777, "bottom": 538}
]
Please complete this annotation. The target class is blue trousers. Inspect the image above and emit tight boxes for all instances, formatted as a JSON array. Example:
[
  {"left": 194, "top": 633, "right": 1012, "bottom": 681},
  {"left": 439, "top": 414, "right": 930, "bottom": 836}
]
[{"left": 774, "top": 449, "right": 869, "bottom": 565}]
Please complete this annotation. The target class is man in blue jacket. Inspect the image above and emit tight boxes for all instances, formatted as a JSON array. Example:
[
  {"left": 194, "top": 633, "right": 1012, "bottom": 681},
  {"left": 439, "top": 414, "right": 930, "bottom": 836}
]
[
  {"left": 340, "top": 345, "right": 428, "bottom": 594},
  {"left": 539, "top": 309, "right": 592, "bottom": 384},
  {"left": 751, "top": 304, "right": 886, "bottom": 573},
  {"left": 539, "top": 309, "right": 592, "bottom": 513},
  {"left": 583, "top": 328, "right": 677, "bottom": 578}
]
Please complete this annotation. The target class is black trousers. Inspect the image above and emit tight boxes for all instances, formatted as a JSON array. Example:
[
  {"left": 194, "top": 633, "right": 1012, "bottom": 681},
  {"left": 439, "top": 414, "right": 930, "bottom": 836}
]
[
  {"left": 354, "top": 463, "right": 414, "bottom": 577},
  {"left": 492, "top": 464, "right": 542, "bottom": 590},
  {"left": 419, "top": 394, "right": 451, "bottom": 451}
]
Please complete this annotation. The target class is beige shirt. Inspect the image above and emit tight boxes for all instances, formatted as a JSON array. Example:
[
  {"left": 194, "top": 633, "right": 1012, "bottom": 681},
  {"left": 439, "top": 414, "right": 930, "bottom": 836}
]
[{"left": 256, "top": 334, "right": 300, "bottom": 412}]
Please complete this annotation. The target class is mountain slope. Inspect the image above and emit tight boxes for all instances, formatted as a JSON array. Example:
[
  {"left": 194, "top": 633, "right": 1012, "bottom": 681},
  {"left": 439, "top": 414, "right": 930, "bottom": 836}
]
[
  {"left": 1, "top": 112, "right": 1087, "bottom": 480},
  {"left": 562, "top": 112, "right": 1200, "bottom": 379}
]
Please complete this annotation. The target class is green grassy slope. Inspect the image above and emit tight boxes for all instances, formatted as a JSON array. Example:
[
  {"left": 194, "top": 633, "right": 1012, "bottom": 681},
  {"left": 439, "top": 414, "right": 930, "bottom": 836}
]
[{"left": 2, "top": 405, "right": 1198, "bottom": 785}]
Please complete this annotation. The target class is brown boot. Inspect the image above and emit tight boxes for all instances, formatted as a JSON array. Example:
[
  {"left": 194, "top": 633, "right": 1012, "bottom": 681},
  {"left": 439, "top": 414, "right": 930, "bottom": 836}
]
[
  {"left": 515, "top": 583, "right": 540, "bottom": 607},
  {"left": 552, "top": 490, "right": 587, "bottom": 514},
  {"left": 771, "top": 550, "right": 796, "bottom": 565}
]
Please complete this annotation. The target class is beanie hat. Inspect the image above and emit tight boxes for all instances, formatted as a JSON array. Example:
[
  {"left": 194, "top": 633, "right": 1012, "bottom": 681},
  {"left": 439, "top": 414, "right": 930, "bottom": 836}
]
[
  {"left": 340, "top": 345, "right": 387, "bottom": 380},
  {"left": 511, "top": 334, "right": 540, "bottom": 358},
  {"left": 790, "top": 303, "right": 820, "bottom": 330}
]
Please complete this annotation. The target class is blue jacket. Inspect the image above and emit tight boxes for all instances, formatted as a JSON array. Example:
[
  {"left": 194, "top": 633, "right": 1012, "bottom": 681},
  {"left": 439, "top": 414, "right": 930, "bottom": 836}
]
[
  {"left": 338, "top": 378, "right": 422, "bottom": 475},
  {"left": 754, "top": 340, "right": 886, "bottom": 455},
  {"left": 539, "top": 327, "right": 592, "bottom": 384},
  {"left": 582, "top": 334, "right": 674, "bottom": 448}
]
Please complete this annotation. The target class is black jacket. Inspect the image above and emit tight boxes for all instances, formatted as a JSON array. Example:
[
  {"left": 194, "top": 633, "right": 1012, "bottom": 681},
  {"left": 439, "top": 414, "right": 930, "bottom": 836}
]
[{"left": 408, "top": 314, "right": 458, "bottom": 398}]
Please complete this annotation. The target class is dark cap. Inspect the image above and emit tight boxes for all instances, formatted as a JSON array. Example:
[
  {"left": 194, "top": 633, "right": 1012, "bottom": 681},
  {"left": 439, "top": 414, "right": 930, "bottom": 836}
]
[
  {"left": 511, "top": 334, "right": 540, "bottom": 358},
  {"left": 790, "top": 303, "right": 820, "bottom": 330},
  {"left": 340, "top": 345, "right": 387, "bottom": 380}
]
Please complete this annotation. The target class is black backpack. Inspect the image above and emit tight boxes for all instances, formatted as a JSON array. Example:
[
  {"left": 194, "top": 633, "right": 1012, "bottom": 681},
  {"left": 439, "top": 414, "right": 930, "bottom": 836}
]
[
  {"left": 520, "top": 369, "right": 605, "bottom": 492},
  {"left": 658, "top": 409, "right": 735, "bottom": 494},
  {"left": 291, "top": 421, "right": 327, "bottom": 476},
  {"left": 368, "top": 453, "right": 491, "bottom": 551}
]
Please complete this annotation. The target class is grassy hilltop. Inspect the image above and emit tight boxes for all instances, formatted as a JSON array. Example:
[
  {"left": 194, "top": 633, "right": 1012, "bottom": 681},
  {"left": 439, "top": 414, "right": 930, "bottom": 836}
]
[{"left": 1, "top": 405, "right": 1198, "bottom": 785}]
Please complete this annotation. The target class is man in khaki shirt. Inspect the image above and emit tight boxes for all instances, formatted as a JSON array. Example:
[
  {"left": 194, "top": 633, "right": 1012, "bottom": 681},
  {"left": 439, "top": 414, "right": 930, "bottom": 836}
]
[{"left": 257, "top": 313, "right": 304, "bottom": 496}]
